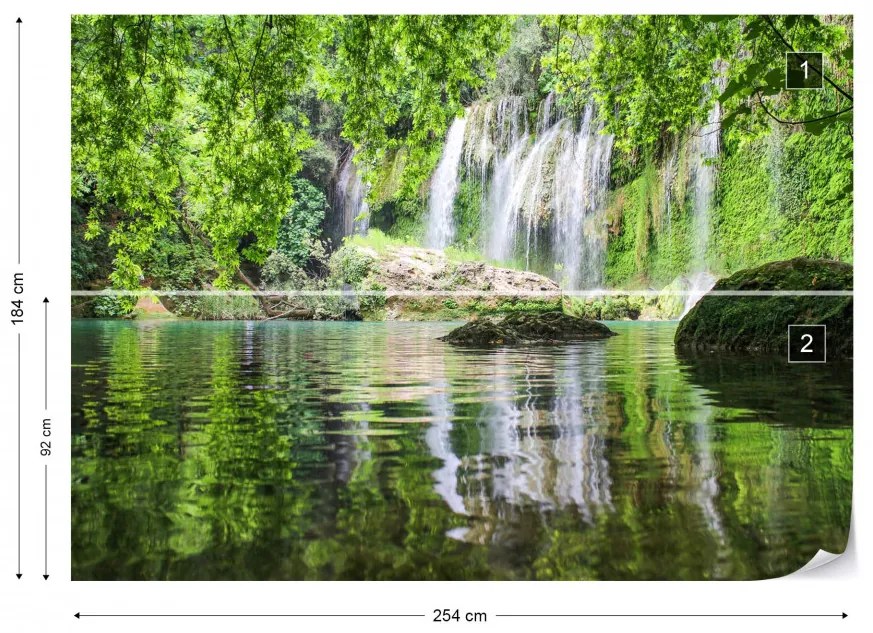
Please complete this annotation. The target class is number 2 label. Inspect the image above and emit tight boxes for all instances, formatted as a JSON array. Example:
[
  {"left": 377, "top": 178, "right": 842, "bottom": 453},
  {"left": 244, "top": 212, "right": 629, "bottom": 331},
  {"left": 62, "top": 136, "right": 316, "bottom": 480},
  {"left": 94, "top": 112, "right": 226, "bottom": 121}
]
[{"left": 800, "top": 333, "right": 814, "bottom": 353}]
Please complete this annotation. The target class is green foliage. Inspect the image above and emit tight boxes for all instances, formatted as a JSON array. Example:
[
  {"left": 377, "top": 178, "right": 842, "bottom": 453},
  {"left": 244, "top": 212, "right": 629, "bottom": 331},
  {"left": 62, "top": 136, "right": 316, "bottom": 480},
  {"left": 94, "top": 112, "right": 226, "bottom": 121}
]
[
  {"left": 342, "top": 229, "right": 409, "bottom": 255},
  {"left": 541, "top": 16, "right": 735, "bottom": 152},
  {"left": 712, "top": 123, "right": 852, "bottom": 270},
  {"left": 260, "top": 251, "right": 309, "bottom": 289},
  {"left": 719, "top": 16, "right": 853, "bottom": 139},
  {"left": 607, "top": 111, "right": 851, "bottom": 289},
  {"left": 299, "top": 141, "right": 338, "bottom": 189},
  {"left": 72, "top": 199, "right": 114, "bottom": 288},
  {"left": 93, "top": 296, "right": 136, "bottom": 318},
  {"left": 194, "top": 16, "right": 321, "bottom": 285},
  {"left": 359, "top": 280, "right": 388, "bottom": 317},
  {"left": 488, "top": 17, "right": 549, "bottom": 100},
  {"left": 72, "top": 15, "right": 190, "bottom": 290},
  {"left": 194, "top": 294, "right": 263, "bottom": 320},
  {"left": 451, "top": 177, "right": 483, "bottom": 250},
  {"left": 140, "top": 227, "right": 217, "bottom": 289},
  {"left": 564, "top": 295, "right": 645, "bottom": 320},
  {"left": 275, "top": 179, "right": 328, "bottom": 266},
  {"left": 329, "top": 244, "right": 376, "bottom": 286},
  {"left": 323, "top": 16, "right": 512, "bottom": 198},
  {"left": 73, "top": 15, "right": 511, "bottom": 290}
]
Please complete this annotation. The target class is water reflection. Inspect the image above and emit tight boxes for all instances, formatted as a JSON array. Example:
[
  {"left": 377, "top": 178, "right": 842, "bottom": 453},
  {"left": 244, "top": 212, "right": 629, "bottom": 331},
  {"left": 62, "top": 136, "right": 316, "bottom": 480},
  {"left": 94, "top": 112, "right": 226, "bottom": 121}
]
[{"left": 72, "top": 320, "right": 852, "bottom": 580}]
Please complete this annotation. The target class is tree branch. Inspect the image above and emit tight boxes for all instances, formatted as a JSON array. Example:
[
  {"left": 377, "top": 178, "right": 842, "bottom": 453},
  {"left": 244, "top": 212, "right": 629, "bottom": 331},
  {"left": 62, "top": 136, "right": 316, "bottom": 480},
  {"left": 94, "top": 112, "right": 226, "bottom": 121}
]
[
  {"left": 762, "top": 15, "right": 853, "bottom": 102},
  {"left": 755, "top": 88, "right": 853, "bottom": 125}
]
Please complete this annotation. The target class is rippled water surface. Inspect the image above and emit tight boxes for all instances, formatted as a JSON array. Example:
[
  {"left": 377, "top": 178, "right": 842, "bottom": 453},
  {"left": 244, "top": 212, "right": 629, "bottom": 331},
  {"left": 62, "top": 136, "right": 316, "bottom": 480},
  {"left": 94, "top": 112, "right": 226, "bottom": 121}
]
[{"left": 72, "top": 320, "right": 852, "bottom": 580}]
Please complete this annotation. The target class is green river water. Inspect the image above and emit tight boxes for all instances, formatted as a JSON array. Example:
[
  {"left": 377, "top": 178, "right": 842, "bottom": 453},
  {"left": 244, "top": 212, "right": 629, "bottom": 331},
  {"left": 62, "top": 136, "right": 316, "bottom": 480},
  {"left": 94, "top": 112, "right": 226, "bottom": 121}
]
[{"left": 72, "top": 319, "right": 852, "bottom": 580}]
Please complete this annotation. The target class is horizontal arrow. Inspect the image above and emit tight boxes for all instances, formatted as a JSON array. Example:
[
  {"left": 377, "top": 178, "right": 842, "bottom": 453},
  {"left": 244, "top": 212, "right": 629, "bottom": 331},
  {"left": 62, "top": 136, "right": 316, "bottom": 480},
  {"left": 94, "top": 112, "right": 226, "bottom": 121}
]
[
  {"left": 496, "top": 613, "right": 847, "bottom": 619},
  {"left": 76, "top": 613, "right": 425, "bottom": 619}
]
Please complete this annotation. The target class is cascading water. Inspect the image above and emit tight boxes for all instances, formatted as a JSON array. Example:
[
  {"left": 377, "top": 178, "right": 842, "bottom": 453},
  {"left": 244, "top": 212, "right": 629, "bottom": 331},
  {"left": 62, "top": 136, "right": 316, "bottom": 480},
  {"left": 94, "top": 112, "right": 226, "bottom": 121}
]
[
  {"left": 333, "top": 148, "right": 370, "bottom": 239},
  {"left": 682, "top": 65, "right": 726, "bottom": 315},
  {"left": 688, "top": 98, "right": 721, "bottom": 271},
  {"left": 462, "top": 95, "right": 614, "bottom": 289},
  {"left": 551, "top": 105, "right": 615, "bottom": 290},
  {"left": 425, "top": 116, "right": 468, "bottom": 249}
]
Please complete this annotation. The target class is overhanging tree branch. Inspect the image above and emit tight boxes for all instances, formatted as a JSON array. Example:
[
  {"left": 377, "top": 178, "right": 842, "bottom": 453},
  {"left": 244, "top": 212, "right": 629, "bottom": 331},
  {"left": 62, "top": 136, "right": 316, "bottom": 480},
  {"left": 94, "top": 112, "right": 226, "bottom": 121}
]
[
  {"left": 762, "top": 15, "right": 853, "bottom": 102},
  {"left": 754, "top": 88, "right": 853, "bottom": 125}
]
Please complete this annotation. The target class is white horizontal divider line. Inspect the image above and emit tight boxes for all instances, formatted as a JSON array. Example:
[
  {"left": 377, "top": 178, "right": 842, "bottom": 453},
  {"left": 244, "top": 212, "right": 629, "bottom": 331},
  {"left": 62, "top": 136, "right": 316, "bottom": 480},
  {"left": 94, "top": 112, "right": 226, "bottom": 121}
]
[{"left": 69, "top": 289, "right": 854, "bottom": 298}]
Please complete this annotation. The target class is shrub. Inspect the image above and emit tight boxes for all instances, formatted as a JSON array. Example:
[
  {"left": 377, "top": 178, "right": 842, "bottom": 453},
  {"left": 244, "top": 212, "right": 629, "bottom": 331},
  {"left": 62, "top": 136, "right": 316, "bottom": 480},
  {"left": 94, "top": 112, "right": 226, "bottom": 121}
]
[
  {"left": 93, "top": 296, "right": 136, "bottom": 318},
  {"left": 329, "top": 244, "right": 376, "bottom": 286},
  {"left": 276, "top": 179, "right": 328, "bottom": 266},
  {"left": 194, "top": 294, "right": 263, "bottom": 320}
]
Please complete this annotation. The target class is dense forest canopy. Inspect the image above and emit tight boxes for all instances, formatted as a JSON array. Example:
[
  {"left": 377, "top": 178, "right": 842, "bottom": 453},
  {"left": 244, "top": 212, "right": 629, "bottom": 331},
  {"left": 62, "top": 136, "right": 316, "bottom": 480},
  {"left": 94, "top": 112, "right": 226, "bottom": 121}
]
[{"left": 71, "top": 14, "right": 853, "bottom": 305}]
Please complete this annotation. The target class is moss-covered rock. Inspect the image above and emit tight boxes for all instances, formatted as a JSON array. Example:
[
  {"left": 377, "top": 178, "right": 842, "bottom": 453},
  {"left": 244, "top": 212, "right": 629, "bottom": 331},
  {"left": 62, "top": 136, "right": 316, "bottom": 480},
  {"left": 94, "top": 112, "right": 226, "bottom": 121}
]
[
  {"left": 439, "top": 312, "right": 617, "bottom": 346},
  {"left": 675, "top": 258, "right": 852, "bottom": 358}
]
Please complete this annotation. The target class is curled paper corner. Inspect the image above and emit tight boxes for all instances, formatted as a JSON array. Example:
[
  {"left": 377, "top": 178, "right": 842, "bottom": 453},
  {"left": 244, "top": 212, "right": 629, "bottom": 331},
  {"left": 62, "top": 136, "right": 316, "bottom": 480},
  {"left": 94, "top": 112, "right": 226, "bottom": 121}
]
[{"left": 793, "top": 549, "right": 843, "bottom": 575}]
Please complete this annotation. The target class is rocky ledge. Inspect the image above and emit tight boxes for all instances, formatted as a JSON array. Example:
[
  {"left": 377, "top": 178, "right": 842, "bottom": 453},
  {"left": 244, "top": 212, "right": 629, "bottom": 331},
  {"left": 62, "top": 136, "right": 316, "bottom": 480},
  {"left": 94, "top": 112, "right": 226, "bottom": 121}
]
[
  {"left": 438, "top": 312, "right": 617, "bottom": 346},
  {"left": 335, "top": 243, "right": 562, "bottom": 319},
  {"left": 674, "top": 258, "right": 852, "bottom": 358}
]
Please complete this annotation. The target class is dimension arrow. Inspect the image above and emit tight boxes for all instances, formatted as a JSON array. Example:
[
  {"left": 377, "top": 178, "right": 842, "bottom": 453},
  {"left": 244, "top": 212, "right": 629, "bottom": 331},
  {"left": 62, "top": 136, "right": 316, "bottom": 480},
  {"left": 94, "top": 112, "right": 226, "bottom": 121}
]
[
  {"left": 16, "top": 333, "right": 21, "bottom": 579},
  {"left": 17, "top": 17, "right": 22, "bottom": 264},
  {"left": 496, "top": 613, "right": 847, "bottom": 619},
  {"left": 43, "top": 464, "right": 48, "bottom": 579},
  {"left": 43, "top": 297, "right": 48, "bottom": 409},
  {"left": 75, "top": 613, "right": 426, "bottom": 619}
]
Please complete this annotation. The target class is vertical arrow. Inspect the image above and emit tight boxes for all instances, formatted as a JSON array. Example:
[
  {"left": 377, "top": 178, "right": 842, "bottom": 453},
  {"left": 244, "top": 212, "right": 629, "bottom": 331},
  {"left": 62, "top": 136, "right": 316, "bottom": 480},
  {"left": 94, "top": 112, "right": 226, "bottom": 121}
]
[
  {"left": 17, "top": 17, "right": 22, "bottom": 264},
  {"left": 43, "top": 464, "right": 48, "bottom": 580},
  {"left": 16, "top": 334, "right": 21, "bottom": 579},
  {"left": 43, "top": 298, "right": 49, "bottom": 409}
]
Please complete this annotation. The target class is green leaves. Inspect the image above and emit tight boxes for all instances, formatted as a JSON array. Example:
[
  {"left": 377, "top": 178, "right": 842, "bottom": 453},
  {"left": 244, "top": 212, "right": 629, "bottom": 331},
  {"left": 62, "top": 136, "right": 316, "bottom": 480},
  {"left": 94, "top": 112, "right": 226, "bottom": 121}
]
[
  {"left": 327, "top": 16, "right": 511, "bottom": 197},
  {"left": 72, "top": 15, "right": 190, "bottom": 288},
  {"left": 73, "top": 15, "right": 512, "bottom": 288},
  {"left": 276, "top": 179, "right": 327, "bottom": 266},
  {"left": 542, "top": 15, "right": 736, "bottom": 153},
  {"left": 719, "top": 15, "right": 853, "bottom": 141}
]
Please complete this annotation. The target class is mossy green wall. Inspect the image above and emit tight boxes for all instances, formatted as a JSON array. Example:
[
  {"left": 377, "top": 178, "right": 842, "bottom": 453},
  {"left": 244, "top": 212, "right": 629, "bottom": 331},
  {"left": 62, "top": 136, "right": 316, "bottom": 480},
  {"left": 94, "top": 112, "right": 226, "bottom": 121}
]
[{"left": 605, "top": 122, "right": 852, "bottom": 288}]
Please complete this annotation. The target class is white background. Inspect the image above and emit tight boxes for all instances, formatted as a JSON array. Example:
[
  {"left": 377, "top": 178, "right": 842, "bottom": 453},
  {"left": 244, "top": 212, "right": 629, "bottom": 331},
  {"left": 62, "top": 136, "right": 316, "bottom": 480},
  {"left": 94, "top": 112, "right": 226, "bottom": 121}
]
[{"left": 0, "top": 1, "right": 868, "bottom": 631}]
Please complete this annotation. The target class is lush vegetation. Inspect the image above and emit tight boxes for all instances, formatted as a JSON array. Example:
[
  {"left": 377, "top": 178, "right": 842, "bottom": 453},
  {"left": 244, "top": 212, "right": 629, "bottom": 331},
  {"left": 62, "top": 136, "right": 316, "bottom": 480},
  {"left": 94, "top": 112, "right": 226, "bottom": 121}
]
[
  {"left": 72, "top": 15, "right": 510, "bottom": 293},
  {"left": 72, "top": 15, "right": 853, "bottom": 319}
]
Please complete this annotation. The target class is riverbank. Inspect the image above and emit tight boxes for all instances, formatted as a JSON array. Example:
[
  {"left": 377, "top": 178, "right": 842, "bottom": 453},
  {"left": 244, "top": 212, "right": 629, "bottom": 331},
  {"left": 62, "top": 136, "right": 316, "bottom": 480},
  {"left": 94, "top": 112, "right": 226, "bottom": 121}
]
[{"left": 73, "top": 231, "right": 713, "bottom": 322}]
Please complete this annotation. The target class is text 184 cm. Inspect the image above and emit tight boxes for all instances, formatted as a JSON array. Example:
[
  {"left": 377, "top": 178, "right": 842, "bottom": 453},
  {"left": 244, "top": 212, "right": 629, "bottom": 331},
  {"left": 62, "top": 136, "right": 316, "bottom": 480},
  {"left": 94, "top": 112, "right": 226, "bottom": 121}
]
[{"left": 10, "top": 272, "right": 24, "bottom": 325}]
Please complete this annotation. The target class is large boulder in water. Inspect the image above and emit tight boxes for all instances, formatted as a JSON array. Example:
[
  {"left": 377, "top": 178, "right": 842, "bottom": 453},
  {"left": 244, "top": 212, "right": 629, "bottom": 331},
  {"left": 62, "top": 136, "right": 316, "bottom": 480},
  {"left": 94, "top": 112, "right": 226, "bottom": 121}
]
[
  {"left": 675, "top": 258, "right": 852, "bottom": 358},
  {"left": 439, "top": 312, "right": 617, "bottom": 346}
]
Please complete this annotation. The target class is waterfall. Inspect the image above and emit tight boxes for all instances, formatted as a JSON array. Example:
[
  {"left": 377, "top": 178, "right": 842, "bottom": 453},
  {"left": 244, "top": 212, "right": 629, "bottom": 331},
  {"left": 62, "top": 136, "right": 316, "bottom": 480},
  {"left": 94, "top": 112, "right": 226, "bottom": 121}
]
[
  {"left": 425, "top": 117, "right": 468, "bottom": 249},
  {"left": 463, "top": 96, "right": 613, "bottom": 289},
  {"left": 682, "top": 64, "right": 726, "bottom": 315},
  {"left": 334, "top": 148, "right": 369, "bottom": 239},
  {"left": 687, "top": 99, "right": 721, "bottom": 271},
  {"left": 551, "top": 104, "right": 615, "bottom": 290},
  {"left": 682, "top": 270, "right": 717, "bottom": 318},
  {"left": 662, "top": 134, "right": 680, "bottom": 240}
]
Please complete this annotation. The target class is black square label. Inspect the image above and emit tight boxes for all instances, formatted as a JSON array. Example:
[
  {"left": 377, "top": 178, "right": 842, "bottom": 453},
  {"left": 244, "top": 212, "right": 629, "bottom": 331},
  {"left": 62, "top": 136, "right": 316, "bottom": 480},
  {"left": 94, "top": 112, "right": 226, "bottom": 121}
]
[
  {"left": 788, "top": 324, "right": 826, "bottom": 363},
  {"left": 786, "top": 52, "right": 824, "bottom": 89}
]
